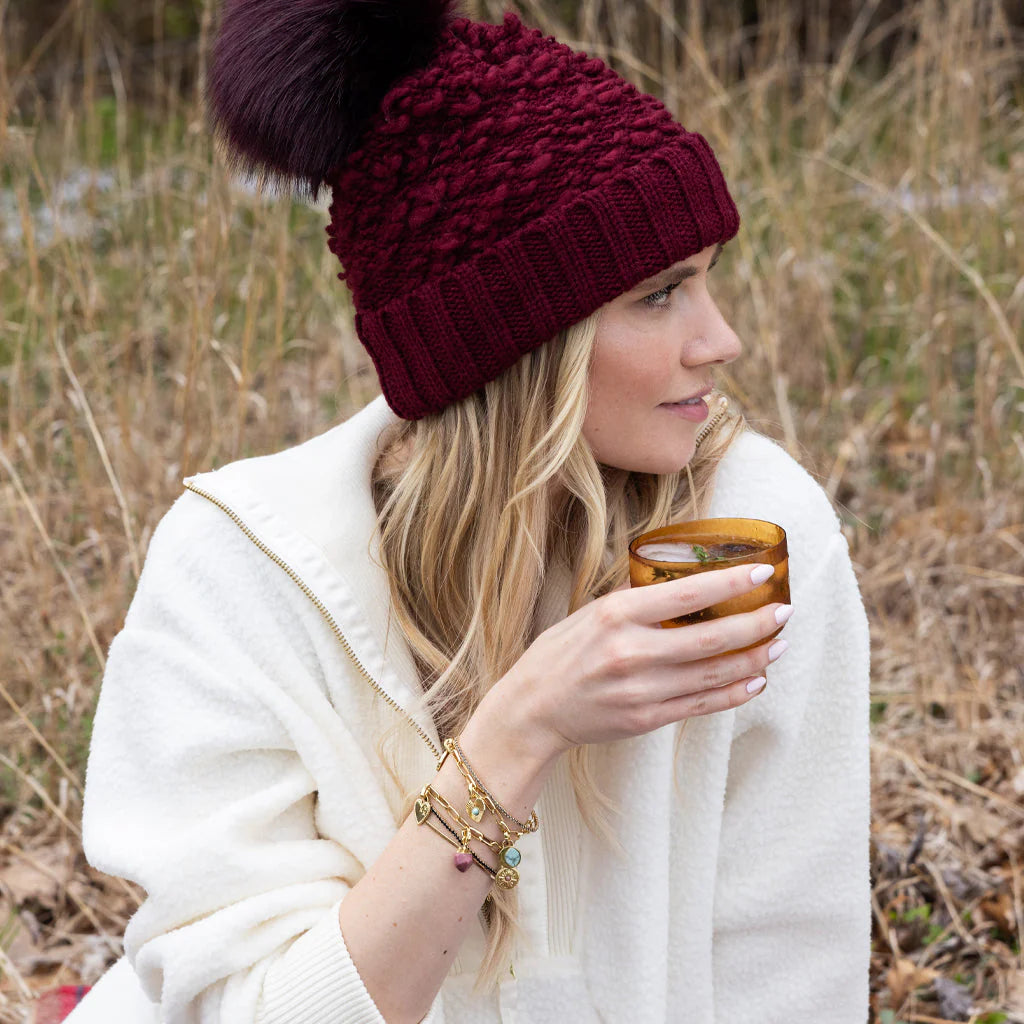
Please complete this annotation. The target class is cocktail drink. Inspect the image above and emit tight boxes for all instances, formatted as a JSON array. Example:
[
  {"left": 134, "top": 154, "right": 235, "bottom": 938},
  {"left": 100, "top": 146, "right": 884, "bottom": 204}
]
[{"left": 628, "top": 517, "right": 789, "bottom": 648}]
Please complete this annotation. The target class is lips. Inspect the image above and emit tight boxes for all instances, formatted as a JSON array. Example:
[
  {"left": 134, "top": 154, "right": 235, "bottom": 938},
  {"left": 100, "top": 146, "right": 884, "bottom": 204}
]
[{"left": 663, "top": 384, "right": 713, "bottom": 406}]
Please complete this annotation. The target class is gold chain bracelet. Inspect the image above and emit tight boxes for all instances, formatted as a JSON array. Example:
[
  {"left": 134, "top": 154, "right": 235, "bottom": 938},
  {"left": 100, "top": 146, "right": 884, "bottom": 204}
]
[
  {"left": 449, "top": 737, "right": 539, "bottom": 835},
  {"left": 413, "top": 793, "right": 497, "bottom": 880},
  {"left": 418, "top": 784, "right": 523, "bottom": 890}
]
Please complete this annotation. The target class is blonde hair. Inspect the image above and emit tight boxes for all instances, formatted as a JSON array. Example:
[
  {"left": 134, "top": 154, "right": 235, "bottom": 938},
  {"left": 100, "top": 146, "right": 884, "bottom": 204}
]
[{"left": 371, "top": 308, "right": 744, "bottom": 985}]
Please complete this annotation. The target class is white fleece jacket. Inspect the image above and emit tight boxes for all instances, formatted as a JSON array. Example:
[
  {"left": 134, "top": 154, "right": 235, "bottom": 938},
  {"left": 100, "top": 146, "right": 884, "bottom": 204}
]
[{"left": 69, "top": 395, "right": 871, "bottom": 1024}]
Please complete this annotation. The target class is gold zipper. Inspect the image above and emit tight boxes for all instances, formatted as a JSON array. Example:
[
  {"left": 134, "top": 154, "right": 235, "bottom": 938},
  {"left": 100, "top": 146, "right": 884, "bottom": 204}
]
[
  {"left": 183, "top": 481, "right": 441, "bottom": 761},
  {"left": 694, "top": 392, "right": 730, "bottom": 448}
]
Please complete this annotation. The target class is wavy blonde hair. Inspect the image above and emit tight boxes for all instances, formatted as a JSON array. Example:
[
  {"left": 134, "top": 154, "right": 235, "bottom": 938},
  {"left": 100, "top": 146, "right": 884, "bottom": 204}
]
[{"left": 371, "top": 308, "right": 744, "bottom": 986}]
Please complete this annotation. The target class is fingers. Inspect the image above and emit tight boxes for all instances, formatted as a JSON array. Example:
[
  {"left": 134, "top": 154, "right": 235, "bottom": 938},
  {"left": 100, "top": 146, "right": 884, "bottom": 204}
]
[
  {"left": 641, "top": 633, "right": 786, "bottom": 703},
  {"left": 620, "top": 562, "right": 779, "bottom": 626},
  {"left": 651, "top": 673, "right": 768, "bottom": 729},
  {"left": 664, "top": 598, "right": 791, "bottom": 662}
]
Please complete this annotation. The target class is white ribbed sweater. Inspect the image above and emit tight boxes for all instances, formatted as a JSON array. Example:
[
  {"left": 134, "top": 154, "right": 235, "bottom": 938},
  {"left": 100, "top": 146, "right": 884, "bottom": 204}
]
[{"left": 69, "top": 396, "right": 871, "bottom": 1023}]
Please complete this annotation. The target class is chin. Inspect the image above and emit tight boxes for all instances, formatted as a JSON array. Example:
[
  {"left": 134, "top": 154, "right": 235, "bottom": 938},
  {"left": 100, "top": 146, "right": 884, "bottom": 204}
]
[{"left": 598, "top": 441, "right": 697, "bottom": 476}]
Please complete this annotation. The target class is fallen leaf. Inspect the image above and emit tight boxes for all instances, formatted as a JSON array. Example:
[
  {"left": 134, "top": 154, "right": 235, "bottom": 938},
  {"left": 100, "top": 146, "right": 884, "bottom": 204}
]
[
  {"left": 885, "top": 958, "right": 938, "bottom": 1007},
  {"left": 978, "top": 890, "right": 1016, "bottom": 933},
  {"left": 0, "top": 841, "right": 74, "bottom": 909}
]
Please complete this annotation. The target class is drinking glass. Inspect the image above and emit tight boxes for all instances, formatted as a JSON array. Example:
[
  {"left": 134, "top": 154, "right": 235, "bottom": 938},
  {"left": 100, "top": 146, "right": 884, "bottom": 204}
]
[{"left": 628, "top": 517, "right": 789, "bottom": 649}]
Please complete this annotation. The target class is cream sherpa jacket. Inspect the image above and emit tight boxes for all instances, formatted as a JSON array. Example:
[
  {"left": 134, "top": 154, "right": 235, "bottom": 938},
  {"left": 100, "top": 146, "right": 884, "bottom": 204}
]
[{"left": 69, "top": 395, "right": 871, "bottom": 1024}]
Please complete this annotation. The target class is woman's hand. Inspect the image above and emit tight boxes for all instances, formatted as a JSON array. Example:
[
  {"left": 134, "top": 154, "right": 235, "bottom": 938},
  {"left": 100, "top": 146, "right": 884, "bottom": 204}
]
[{"left": 479, "top": 563, "right": 790, "bottom": 766}]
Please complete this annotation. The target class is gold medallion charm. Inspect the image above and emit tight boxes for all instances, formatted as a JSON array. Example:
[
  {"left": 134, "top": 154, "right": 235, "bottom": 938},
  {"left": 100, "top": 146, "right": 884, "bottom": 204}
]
[
  {"left": 495, "top": 865, "right": 520, "bottom": 890},
  {"left": 499, "top": 845, "right": 521, "bottom": 870},
  {"left": 414, "top": 796, "right": 430, "bottom": 825}
]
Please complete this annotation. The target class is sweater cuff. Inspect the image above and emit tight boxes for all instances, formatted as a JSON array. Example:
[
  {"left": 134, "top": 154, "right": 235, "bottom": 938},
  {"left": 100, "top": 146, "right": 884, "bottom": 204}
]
[
  {"left": 256, "top": 902, "right": 385, "bottom": 1024},
  {"left": 255, "top": 902, "right": 447, "bottom": 1024}
]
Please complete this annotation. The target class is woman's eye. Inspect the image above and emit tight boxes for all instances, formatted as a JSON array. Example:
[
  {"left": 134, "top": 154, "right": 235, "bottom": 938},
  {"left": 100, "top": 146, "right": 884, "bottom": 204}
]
[{"left": 642, "top": 281, "right": 679, "bottom": 308}]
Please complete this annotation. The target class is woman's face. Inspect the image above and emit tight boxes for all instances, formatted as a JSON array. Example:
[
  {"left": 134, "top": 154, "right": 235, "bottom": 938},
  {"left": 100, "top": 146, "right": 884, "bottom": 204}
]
[{"left": 582, "top": 242, "right": 741, "bottom": 475}]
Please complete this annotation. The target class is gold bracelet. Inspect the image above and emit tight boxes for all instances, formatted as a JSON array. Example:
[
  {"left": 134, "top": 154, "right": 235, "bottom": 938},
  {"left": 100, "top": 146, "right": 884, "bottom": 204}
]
[
  {"left": 427, "top": 787, "right": 503, "bottom": 850},
  {"left": 449, "top": 737, "right": 539, "bottom": 835},
  {"left": 420, "top": 784, "right": 522, "bottom": 891},
  {"left": 413, "top": 789, "right": 496, "bottom": 879}
]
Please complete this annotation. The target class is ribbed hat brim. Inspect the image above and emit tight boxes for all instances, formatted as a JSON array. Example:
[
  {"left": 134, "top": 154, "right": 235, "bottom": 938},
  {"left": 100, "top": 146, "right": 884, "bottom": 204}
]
[{"left": 356, "top": 132, "right": 739, "bottom": 420}]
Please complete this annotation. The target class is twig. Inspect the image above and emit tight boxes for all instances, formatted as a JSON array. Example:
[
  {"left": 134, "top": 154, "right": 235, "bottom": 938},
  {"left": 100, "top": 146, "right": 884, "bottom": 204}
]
[
  {"left": 0, "top": 754, "right": 140, "bottom": 911},
  {"left": 0, "top": 751, "right": 81, "bottom": 840},
  {"left": 917, "top": 894, "right": 987, "bottom": 969},
  {"left": 922, "top": 858, "right": 979, "bottom": 952},
  {"left": 925, "top": 565, "right": 1024, "bottom": 588},
  {"left": 0, "top": 677, "right": 83, "bottom": 796},
  {"left": 55, "top": 333, "right": 142, "bottom": 581},
  {"left": 0, "top": 447, "right": 106, "bottom": 671},
  {"left": 0, "top": 841, "right": 122, "bottom": 957},
  {"left": 871, "top": 885, "right": 903, "bottom": 959},
  {"left": 804, "top": 150, "right": 1024, "bottom": 381},
  {"left": 873, "top": 741, "right": 1024, "bottom": 820},
  {"left": 0, "top": 943, "right": 34, "bottom": 1002},
  {"left": 1011, "top": 851, "right": 1023, "bottom": 971},
  {"left": 903, "top": 1015, "right": 972, "bottom": 1024}
]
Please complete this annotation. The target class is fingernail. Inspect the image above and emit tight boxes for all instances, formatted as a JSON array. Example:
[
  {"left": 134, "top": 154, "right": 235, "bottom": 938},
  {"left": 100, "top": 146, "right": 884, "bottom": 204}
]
[
  {"left": 774, "top": 604, "right": 794, "bottom": 625},
  {"left": 749, "top": 564, "right": 773, "bottom": 585},
  {"left": 746, "top": 676, "right": 767, "bottom": 693},
  {"left": 768, "top": 639, "right": 789, "bottom": 662}
]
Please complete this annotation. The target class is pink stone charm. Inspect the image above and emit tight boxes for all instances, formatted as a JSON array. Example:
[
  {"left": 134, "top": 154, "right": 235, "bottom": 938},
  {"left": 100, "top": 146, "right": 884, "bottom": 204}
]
[{"left": 454, "top": 851, "right": 474, "bottom": 872}]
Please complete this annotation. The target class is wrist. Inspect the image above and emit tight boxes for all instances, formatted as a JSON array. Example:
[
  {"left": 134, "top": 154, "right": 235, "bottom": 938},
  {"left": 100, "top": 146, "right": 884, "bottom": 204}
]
[{"left": 455, "top": 678, "right": 562, "bottom": 821}]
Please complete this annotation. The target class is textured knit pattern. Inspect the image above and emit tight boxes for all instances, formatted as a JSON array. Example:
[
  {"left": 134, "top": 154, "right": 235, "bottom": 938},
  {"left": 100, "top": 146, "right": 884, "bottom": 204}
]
[
  {"left": 69, "top": 397, "right": 870, "bottom": 1024},
  {"left": 326, "top": 12, "right": 740, "bottom": 418}
]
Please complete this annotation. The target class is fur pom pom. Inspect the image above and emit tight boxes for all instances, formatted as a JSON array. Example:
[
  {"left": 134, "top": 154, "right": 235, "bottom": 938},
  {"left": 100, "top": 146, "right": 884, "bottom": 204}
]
[{"left": 208, "top": 0, "right": 460, "bottom": 194}]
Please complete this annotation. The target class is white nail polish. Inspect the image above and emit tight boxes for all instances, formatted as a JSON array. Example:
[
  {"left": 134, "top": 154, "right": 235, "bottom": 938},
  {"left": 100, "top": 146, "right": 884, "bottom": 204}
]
[
  {"left": 768, "top": 639, "right": 789, "bottom": 662},
  {"left": 775, "top": 604, "right": 794, "bottom": 625},
  {"left": 749, "top": 564, "right": 773, "bottom": 585},
  {"left": 746, "top": 676, "right": 767, "bottom": 694}
]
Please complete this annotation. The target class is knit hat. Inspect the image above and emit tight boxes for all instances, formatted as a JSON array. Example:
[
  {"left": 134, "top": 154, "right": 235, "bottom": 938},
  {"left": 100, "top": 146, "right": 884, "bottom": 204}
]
[{"left": 209, "top": 1, "right": 740, "bottom": 419}]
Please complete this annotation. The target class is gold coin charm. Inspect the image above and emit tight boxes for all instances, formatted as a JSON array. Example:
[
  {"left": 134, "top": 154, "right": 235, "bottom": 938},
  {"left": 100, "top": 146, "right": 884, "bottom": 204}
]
[
  {"left": 495, "top": 866, "right": 520, "bottom": 890},
  {"left": 414, "top": 796, "right": 430, "bottom": 825}
]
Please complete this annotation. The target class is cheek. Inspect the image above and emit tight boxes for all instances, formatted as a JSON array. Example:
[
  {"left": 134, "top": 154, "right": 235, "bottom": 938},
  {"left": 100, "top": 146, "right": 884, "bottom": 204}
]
[
  {"left": 588, "top": 332, "right": 653, "bottom": 405},
  {"left": 583, "top": 345, "right": 657, "bottom": 451}
]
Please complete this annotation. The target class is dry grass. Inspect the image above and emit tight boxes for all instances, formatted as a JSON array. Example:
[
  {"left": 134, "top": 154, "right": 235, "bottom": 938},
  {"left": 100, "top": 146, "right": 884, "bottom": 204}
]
[{"left": 1, "top": 1, "right": 1022, "bottom": 1021}]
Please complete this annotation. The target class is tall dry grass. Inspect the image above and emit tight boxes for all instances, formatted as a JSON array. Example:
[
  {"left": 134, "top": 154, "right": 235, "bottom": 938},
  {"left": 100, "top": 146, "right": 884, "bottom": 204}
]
[{"left": 1, "top": 0, "right": 1022, "bottom": 1021}]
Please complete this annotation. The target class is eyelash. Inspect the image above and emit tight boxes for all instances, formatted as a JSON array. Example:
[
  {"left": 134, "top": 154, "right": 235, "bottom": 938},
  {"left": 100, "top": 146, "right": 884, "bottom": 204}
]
[
  {"left": 641, "top": 254, "right": 721, "bottom": 309},
  {"left": 642, "top": 281, "right": 681, "bottom": 308}
]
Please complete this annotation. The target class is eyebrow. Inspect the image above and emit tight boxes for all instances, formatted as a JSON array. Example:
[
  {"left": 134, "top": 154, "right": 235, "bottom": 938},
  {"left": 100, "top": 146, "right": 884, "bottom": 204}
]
[{"left": 631, "top": 242, "right": 724, "bottom": 293}]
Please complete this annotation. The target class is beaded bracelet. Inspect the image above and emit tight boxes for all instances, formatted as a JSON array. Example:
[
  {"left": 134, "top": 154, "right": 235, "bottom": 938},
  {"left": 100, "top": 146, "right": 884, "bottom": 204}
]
[
  {"left": 428, "top": 753, "right": 532, "bottom": 888},
  {"left": 423, "top": 785, "right": 522, "bottom": 889},
  {"left": 428, "top": 807, "right": 497, "bottom": 878},
  {"left": 414, "top": 788, "right": 496, "bottom": 880}
]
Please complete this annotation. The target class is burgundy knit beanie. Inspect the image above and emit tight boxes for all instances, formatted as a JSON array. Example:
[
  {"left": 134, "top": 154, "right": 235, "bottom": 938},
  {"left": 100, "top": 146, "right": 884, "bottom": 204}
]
[{"left": 209, "top": 1, "right": 739, "bottom": 419}]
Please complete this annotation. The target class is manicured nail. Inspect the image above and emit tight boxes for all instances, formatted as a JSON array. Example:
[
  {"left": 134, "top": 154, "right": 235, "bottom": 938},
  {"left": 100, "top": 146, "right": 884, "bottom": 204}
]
[
  {"left": 749, "top": 564, "right": 774, "bottom": 585},
  {"left": 746, "top": 676, "right": 767, "bottom": 694},
  {"left": 768, "top": 639, "right": 789, "bottom": 661},
  {"left": 775, "top": 604, "right": 794, "bottom": 625}
]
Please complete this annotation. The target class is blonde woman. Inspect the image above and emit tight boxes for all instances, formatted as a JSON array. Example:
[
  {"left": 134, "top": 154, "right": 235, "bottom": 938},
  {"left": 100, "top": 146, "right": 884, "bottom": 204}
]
[{"left": 68, "top": 2, "right": 871, "bottom": 1022}]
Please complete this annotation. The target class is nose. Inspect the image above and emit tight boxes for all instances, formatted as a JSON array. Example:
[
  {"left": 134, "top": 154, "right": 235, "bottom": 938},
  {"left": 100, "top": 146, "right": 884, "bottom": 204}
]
[{"left": 682, "top": 293, "right": 742, "bottom": 367}]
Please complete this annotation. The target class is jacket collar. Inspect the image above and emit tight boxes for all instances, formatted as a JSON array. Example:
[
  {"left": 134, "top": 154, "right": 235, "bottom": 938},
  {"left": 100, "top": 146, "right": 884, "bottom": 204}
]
[{"left": 183, "top": 396, "right": 441, "bottom": 754}]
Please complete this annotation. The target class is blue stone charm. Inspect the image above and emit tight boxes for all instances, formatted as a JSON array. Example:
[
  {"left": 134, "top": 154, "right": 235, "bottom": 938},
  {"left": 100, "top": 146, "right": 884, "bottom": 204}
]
[{"left": 501, "top": 845, "right": 521, "bottom": 869}]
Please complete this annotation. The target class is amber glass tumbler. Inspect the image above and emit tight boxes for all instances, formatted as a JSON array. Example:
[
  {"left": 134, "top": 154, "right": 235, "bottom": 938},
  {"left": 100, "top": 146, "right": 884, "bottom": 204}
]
[{"left": 628, "top": 517, "right": 790, "bottom": 643}]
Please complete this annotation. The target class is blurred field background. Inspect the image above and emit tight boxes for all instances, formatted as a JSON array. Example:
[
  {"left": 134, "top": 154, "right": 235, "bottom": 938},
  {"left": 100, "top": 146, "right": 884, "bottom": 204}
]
[{"left": 1, "top": 0, "right": 1022, "bottom": 1020}]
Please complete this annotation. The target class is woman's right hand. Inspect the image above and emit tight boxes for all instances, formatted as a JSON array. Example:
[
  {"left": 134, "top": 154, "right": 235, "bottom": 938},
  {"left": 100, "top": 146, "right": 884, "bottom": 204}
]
[{"left": 480, "top": 563, "right": 791, "bottom": 766}]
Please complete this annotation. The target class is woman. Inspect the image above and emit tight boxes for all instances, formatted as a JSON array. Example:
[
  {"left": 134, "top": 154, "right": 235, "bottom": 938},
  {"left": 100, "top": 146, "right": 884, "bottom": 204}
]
[{"left": 68, "top": 2, "right": 871, "bottom": 1022}]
